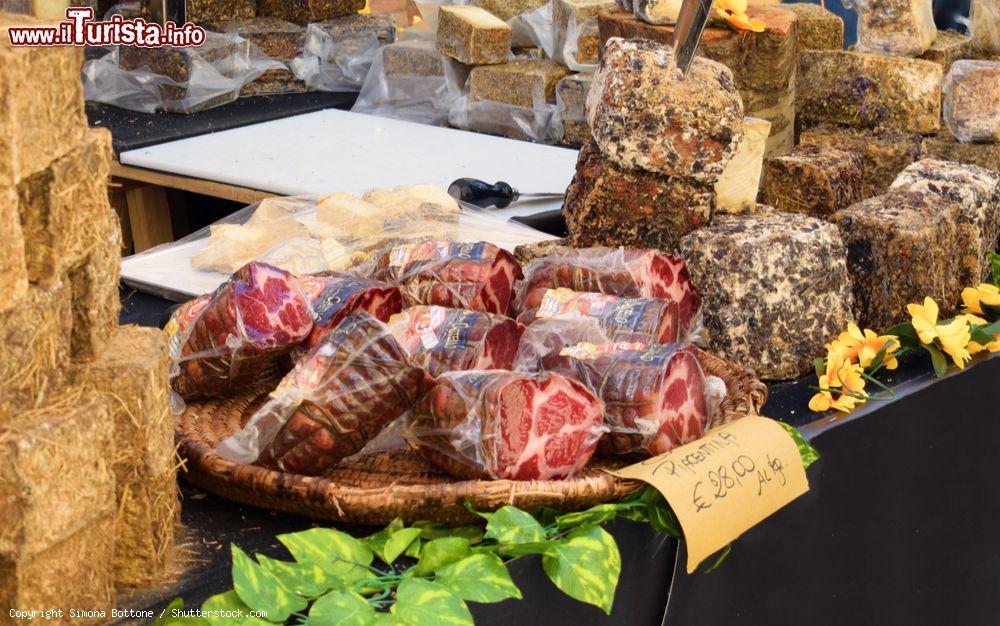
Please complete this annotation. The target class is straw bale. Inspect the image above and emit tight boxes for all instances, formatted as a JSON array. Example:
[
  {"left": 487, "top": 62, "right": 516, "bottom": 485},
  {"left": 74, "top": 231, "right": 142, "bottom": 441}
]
[
  {"left": 0, "top": 389, "right": 115, "bottom": 557},
  {"left": 0, "top": 280, "right": 72, "bottom": 416},
  {"left": 114, "top": 468, "right": 179, "bottom": 587},
  {"left": 0, "top": 187, "right": 27, "bottom": 314},
  {"left": 0, "top": 13, "right": 86, "bottom": 186},
  {"left": 15, "top": 128, "right": 113, "bottom": 284},
  {"left": 0, "top": 513, "right": 115, "bottom": 626},
  {"left": 68, "top": 207, "right": 122, "bottom": 362}
]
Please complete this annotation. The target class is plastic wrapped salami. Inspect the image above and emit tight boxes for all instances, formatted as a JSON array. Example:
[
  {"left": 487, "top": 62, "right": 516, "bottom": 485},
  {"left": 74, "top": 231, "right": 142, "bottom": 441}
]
[
  {"left": 298, "top": 272, "right": 403, "bottom": 354},
  {"left": 215, "top": 313, "right": 430, "bottom": 475},
  {"left": 367, "top": 241, "right": 524, "bottom": 315},
  {"left": 407, "top": 370, "right": 606, "bottom": 479},
  {"left": 517, "top": 287, "right": 684, "bottom": 344},
  {"left": 388, "top": 306, "right": 525, "bottom": 377},
  {"left": 561, "top": 342, "right": 711, "bottom": 456},
  {"left": 516, "top": 247, "right": 701, "bottom": 336},
  {"left": 168, "top": 262, "right": 314, "bottom": 402}
]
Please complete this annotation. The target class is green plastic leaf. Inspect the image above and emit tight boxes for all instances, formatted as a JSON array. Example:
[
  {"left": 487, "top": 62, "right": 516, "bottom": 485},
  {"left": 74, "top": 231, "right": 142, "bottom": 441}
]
[
  {"left": 307, "top": 590, "right": 375, "bottom": 626},
  {"left": 703, "top": 544, "right": 732, "bottom": 574},
  {"left": 257, "top": 554, "right": 337, "bottom": 598},
  {"left": 884, "top": 323, "right": 921, "bottom": 348},
  {"left": 478, "top": 506, "right": 546, "bottom": 544},
  {"left": 231, "top": 545, "right": 307, "bottom": 623},
  {"left": 200, "top": 591, "right": 273, "bottom": 626},
  {"left": 391, "top": 579, "right": 474, "bottom": 626},
  {"left": 150, "top": 598, "right": 210, "bottom": 626},
  {"left": 404, "top": 538, "right": 424, "bottom": 559},
  {"left": 555, "top": 504, "right": 621, "bottom": 528},
  {"left": 990, "top": 251, "right": 1000, "bottom": 287},
  {"left": 368, "top": 615, "right": 408, "bottom": 626},
  {"left": 925, "top": 344, "right": 949, "bottom": 377},
  {"left": 541, "top": 525, "right": 621, "bottom": 615},
  {"left": 413, "top": 537, "right": 470, "bottom": 576},
  {"left": 412, "top": 522, "right": 485, "bottom": 545},
  {"left": 496, "top": 541, "right": 552, "bottom": 557},
  {"left": 381, "top": 528, "right": 423, "bottom": 565},
  {"left": 277, "top": 528, "right": 374, "bottom": 584},
  {"left": 777, "top": 422, "right": 819, "bottom": 469},
  {"left": 434, "top": 553, "right": 522, "bottom": 603}
]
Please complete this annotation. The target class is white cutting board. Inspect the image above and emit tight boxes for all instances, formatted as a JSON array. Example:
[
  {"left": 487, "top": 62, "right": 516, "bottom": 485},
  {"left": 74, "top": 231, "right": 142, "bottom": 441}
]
[{"left": 119, "top": 108, "right": 579, "bottom": 219}]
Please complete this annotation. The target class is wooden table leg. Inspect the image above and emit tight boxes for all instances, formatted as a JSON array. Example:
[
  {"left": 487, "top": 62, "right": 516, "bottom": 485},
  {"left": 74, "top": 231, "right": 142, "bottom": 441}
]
[{"left": 124, "top": 183, "right": 174, "bottom": 253}]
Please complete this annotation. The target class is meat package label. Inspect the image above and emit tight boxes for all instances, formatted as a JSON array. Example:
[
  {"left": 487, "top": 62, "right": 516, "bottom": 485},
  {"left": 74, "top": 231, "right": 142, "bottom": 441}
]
[
  {"left": 301, "top": 275, "right": 371, "bottom": 326},
  {"left": 613, "top": 415, "right": 810, "bottom": 573},
  {"left": 537, "top": 288, "right": 651, "bottom": 332},
  {"left": 388, "top": 242, "right": 488, "bottom": 267},
  {"left": 408, "top": 308, "right": 476, "bottom": 351}
]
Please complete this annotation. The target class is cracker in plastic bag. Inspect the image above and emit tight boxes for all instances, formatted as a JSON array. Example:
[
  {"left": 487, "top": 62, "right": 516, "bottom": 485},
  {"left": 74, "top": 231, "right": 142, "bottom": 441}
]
[
  {"left": 215, "top": 313, "right": 430, "bottom": 475},
  {"left": 407, "top": 370, "right": 606, "bottom": 479},
  {"left": 388, "top": 305, "right": 525, "bottom": 377},
  {"left": 943, "top": 60, "right": 1000, "bottom": 143}
]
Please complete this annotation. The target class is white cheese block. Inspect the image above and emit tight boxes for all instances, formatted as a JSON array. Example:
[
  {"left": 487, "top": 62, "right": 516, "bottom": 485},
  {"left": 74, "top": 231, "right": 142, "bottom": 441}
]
[{"left": 714, "top": 117, "right": 772, "bottom": 214}]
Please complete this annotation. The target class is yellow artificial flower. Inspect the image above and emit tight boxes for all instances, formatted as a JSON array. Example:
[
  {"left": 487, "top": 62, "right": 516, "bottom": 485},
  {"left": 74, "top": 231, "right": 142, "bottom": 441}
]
[
  {"left": 835, "top": 322, "right": 899, "bottom": 370},
  {"left": 809, "top": 347, "right": 868, "bottom": 413},
  {"left": 908, "top": 297, "right": 942, "bottom": 344},
  {"left": 962, "top": 283, "right": 1000, "bottom": 316},
  {"left": 960, "top": 313, "right": 1000, "bottom": 355},
  {"left": 713, "top": 0, "right": 766, "bottom": 31},
  {"left": 908, "top": 297, "right": 974, "bottom": 368},
  {"left": 808, "top": 381, "right": 860, "bottom": 413}
]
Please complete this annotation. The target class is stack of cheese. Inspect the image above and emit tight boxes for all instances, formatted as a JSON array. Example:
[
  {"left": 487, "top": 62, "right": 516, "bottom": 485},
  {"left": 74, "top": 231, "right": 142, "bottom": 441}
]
[{"left": 1, "top": 12, "right": 178, "bottom": 617}]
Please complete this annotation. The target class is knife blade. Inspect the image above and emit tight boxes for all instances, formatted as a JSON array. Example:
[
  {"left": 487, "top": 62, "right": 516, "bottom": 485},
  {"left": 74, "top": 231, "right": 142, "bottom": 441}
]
[{"left": 672, "top": 0, "right": 715, "bottom": 75}]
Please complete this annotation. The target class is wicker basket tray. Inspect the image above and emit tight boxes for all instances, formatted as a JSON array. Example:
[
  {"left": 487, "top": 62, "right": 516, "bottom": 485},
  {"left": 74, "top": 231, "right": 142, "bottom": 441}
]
[{"left": 175, "top": 349, "right": 767, "bottom": 525}]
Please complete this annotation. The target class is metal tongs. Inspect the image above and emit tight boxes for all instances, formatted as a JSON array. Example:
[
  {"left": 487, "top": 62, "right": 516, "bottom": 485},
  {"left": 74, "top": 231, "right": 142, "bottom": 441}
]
[{"left": 672, "top": 0, "right": 715, "bottom": 74}]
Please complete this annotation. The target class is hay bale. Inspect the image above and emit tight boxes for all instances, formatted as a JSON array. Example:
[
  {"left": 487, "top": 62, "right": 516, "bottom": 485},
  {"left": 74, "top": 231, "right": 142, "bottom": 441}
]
[
  {"left": 68, "top": 208, "right": 122, "bottom": 362},
  {"left": 0, "top": 187, "right": 27, "bottom": 315},
  {"left": 114, "top": 469, "right": 180, "bottom": 587},
  {"left": 0, "top": 14, "right": 86, "bottom": 186},
  {"left": 0, "top": 280, "right": 72, "bottom": 416},
  {"left": 0, "top": 389, "right": 115, "bottom": 557},
  {"left": 16, "top": 128, "right": 113, "bottom": 284},
  {"left": 0, "top": 514, "right": 115, "bottom": 626}
]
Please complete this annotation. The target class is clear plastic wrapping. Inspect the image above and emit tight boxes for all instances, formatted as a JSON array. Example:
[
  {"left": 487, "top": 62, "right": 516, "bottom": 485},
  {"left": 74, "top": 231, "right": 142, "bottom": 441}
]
[
  {"left": 294, "top": 15, "right": 398, "bottom": 92},
  {"left": 365, "top": 241, "right": 524, "bottom": 315},
  {"left": 551, "top": 72, "right": 592, "bottom": 146},
  {"left": 968, "top": 0, "right": 1000, "bottom": 54},
  {"left": 407, "top": 370, "right": 607, "bottom": 479},
  {"left": 167, "top": 262, "right": 314, "bottom": 403},
  {"left": 943, "top": 60, "right": 1000, "bottom": 144},
  {"left": 215, "top": 313, "right": 430, "bottom": 475},
  {"left": 388, "top": 305, "right": 526, "bottom": 377},
  {"left": 297, "top": 272, "right": 403, "bottom": 355},
  {"left": 448, "top": 94, "right": 560, "bottom": 142},
  {"left": 511, "top": 316, "right": 612, "bottom": 374},
  {"left": 81, "top": 32, "right": 283, "bottom": 113},
  {"left": 844, "top": 0, "right": 936, "bottom": 56}
]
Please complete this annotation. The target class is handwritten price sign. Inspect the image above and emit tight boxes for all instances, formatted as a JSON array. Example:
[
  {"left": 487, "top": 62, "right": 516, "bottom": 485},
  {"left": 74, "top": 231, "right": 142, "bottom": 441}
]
[{"left": 613, "top": 416, "right": 809, "bottom": 573}]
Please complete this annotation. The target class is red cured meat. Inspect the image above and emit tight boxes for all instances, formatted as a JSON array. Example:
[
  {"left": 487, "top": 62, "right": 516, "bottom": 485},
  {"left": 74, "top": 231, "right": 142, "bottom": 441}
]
[
  {"left": 388, "top": 306, "right": 525, "bottom": 378},
  {"left": 516, "top": 288, "right": 680, "bottom": 344},
  {"left": 369, "top": 241, "right": 523, "bottom": 315},
  {"left": 410, "top": 371, "right": 605, "bottom": 480},
  {"left": 299, "top": 272, "right": 403, "bottom": 351},
  {"left": 218, "top": 314, "right": 430, "bottom": 476},
  {"left": 512, "top": 317, "right": 611, "bottom": 376},
  {"left": 517, "top": 247, "right": 700, "bottom": 336},
  {"left": 564, "top": 343, "right": 709, "bottom": 456},
  {"left": 170, "top": 262, "right": 313, "bottom": 400}
]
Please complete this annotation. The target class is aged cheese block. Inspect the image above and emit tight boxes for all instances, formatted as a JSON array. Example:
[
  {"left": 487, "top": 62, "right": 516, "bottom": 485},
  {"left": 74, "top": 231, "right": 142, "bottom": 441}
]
[
  {"left": 553, "top": 0, "right": 616, "bottom": 64},
  {"left": 970, "top": 0, "right": 1000, "bottom": 54},
  {"left": 919, "top": 29, "right": 973, "bottom": 70},
  {"left": 679, "top": 211, "right": 855, "bottom": 380},
  {"left": 797, "top": 50, "right": 943, "bottom": 133},
  {"left": 943, "top": 60, "right": 1000, "bottom": 143},
  {"left": 763, "top": 146, "right": 865, "bottom": 218},
  {"left": 853, "top": 0, "right": 936, "bottom": 56},
  {"left": 715, "top": 117, "right": 771, "bottom": 214},
  {"left": 920, "top": 134, "right": 1000, "bottom": 171},
  {"left": 1, "top": 14, "right": 86, "bottom": 186},
  {"left": 744, "top": 85, "right": 795, "bottom": 158},
  {"left": 240, "top": 68, "right": 308, "bottom": 96},
  {"left": 383, "top": 39, "right": 455, "bottom": 77},
  {"left": 633, "top": 0, "right": 682, "bottom": 25},
  {"left": 556, "top": 73, "right": 593, "bottom": 147},
  {"left": 186, "top": 0, "right": 255, "bottom": 22},
  {"left": 205, "top": 17, "right": 304, "bottom": 59},
  {"left": 0, "top": 187, "right": 27, "bottom": 314},
  {"left": 782, "top": 3, "right": 844, "bottom": 51},
  {"left": 471, "top": 0, "right": 549, "bottom": 20},
  {"left": 798, "top": 123, "right": 921, "bottom": 198},
  {"left": 832, "top": 190, "right": 965, "bottom": 328},
  {"left": 890, "top": 159, "right": 1000, "bottom": 284},
  {"left": 468, "top": 59, "right": 571, "bottom": 106},
  {"left": 437, "top": 5, "right": 512, "bottom": 65},
  {"left": 588, "top": 37, "right": 744, "bottom": 183},
  {"left": 564, "top": 141, "right": 715, "bottom": 251},
  {"left": 512, "top": 238, "right": 574, "bottom": 264},
  {"left": 257, "top": 0, "right": 365, "bottom": 24}
]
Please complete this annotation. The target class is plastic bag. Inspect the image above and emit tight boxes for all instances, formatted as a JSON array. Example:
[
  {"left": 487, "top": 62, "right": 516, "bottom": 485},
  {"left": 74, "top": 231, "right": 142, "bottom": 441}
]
[
  {"left": 550, "top": 72, "right": 592, "bottom": 146},
  {"left": 448, "top": 94, "right": 561, "bottom": 143},
  {"left": 558, "top": 342, "right": 714, "bottom": 456},
  {"left": 167, "top": 262, "right": 314, "bottom": 405},
  {"left": 511, "top": 316, "right": 612, "bottom": 373},
  {"left": 407, "top": 370, "right": 607, "bottom": 479},
  {"left": 844, "top": 0, "right": 936, "bottom": 56},
  {"left": 294, "top": 15, "right": 397, "bottom": 92},
  {"left": 965, "top": 0, "right": 1000, "bottom": 53},
  {"left": 516, "top": 247, "right": 702, "bottom": 337},
  {"left": 388, "top": 305, "right": 526, "bottom": 377},
  {"left": 365, "top": 241, "right": 524, "bottom": 314},
  {"left": 297, "top": 272, "right": 403, "bottom": 356},
  {"left": 214, "top": 313, "right": 430, "bottom": 475},
  {"left": 942, "top": 60, "right": 1000, "bottom": 144},
  {"left": 352, "top": 38, "right": 470, "bottom": 125},
  {"left": 82, "top": 32, "right": 283, "bottom": 113}
]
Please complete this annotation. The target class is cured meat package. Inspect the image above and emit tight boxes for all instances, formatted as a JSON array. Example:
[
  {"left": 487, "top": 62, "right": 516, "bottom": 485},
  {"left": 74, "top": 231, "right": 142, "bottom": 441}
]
[
  {"left": 560, "top": 343, "right": 712, "bottom": 457},
  {"left": 368, "top": 241, "right": 523, "bottom": 315},
  {"left": 215, "top": 313, "right": 430, "bottom": 476},
  {"left": 298, "top": 272, "right": 403, "bottom": 353},
  {"left": 516, "top": 247, "right": 701, "bottom": 336},
  {"left": 168, "top": 262, "right": 314, "bottom": 402},
  {"left": 512, "top": 316, "right": 613, "bottom": 375},
  {"left": 408, "top": 370, "right": 606, "bottom": 480},
  {"left": 388, "top": 306, "right": 525, "bottom": 378}
]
